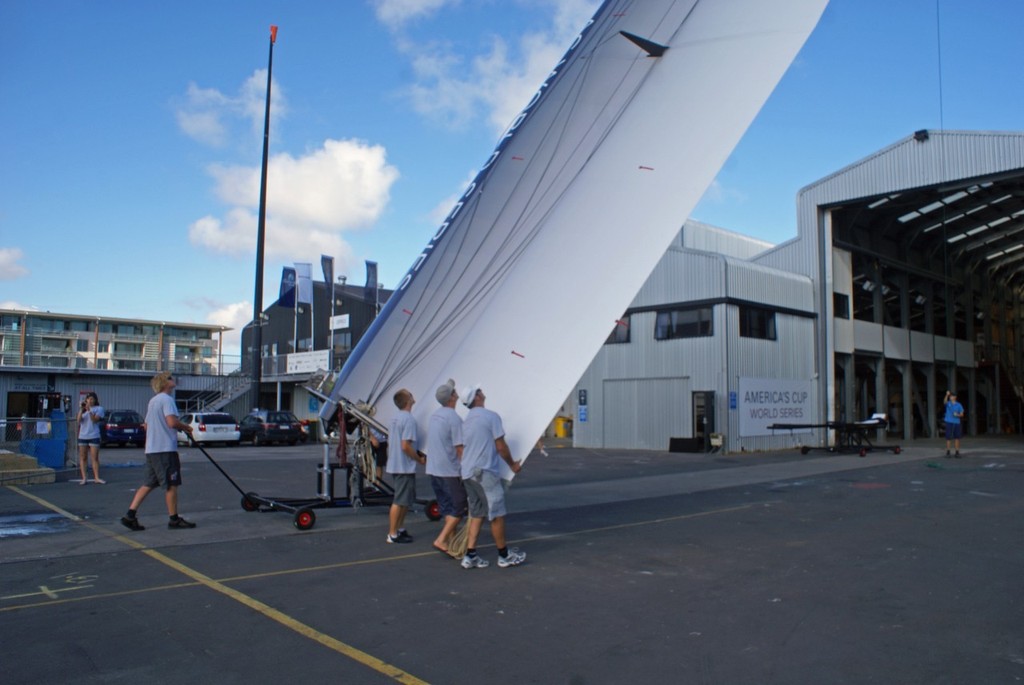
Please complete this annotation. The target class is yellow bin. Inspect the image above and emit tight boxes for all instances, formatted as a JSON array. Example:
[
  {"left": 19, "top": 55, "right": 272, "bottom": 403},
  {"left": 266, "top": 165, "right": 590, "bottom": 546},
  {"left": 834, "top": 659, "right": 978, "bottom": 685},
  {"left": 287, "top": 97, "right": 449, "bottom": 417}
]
[{"left": 554, "top": 416, "right": 573, "bottom": 438}]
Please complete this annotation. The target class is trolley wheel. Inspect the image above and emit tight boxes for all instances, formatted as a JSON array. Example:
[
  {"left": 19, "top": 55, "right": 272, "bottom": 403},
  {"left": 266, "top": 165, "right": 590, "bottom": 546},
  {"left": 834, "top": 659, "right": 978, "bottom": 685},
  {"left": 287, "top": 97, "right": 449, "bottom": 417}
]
[
  {"left": 241, "top": 492, "right": 260, "bottom": 512},
  {"left": 893, "top": 446, "right": 901, "bottom": 455},
  {"left": 293, "top": 508, "right": 316, "bottom": 531},
  {"left": 425, "top": 500, "right": 441, "bottom": 521},
  {"left": 859, "top": 448, "right": 867, "bottom": 457},
  {"left": 800, "top": 446, "right": 811, "bottom": 455}
]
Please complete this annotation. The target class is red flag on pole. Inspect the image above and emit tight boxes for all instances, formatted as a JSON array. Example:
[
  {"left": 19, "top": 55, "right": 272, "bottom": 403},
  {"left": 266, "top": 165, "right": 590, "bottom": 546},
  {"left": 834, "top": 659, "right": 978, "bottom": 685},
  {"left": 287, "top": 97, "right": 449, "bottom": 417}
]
[{"left": 270, "top": 25, "right": 278, "bottom": 44}]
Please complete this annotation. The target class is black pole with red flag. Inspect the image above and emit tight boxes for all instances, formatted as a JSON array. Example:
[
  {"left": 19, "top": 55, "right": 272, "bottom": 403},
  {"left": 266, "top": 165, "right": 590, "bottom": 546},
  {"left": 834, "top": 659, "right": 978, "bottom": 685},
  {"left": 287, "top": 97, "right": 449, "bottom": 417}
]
[{"left": 250, "top": 25, "right": 277, "bottom": 410}]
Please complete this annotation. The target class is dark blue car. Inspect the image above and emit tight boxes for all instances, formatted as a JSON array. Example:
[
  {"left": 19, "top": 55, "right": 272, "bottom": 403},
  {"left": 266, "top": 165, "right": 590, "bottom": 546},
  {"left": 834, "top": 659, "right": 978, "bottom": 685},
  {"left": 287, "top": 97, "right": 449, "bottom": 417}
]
[{"left": 101, "top": 410, "right": 146, "bottom": 447}]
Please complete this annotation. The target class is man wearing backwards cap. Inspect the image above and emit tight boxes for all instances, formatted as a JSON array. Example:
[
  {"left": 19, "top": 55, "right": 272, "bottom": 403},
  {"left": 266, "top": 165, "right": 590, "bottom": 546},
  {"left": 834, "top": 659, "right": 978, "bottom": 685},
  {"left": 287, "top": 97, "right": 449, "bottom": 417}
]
[
  {"left": 458, "top": 384, "right": 525, "bottom": 569},
  {"left": 425, "top": 379, "right": 467, "bottom": 555},
  {"left": 943, "top": 389, "right": 965, "bottom": 458}
]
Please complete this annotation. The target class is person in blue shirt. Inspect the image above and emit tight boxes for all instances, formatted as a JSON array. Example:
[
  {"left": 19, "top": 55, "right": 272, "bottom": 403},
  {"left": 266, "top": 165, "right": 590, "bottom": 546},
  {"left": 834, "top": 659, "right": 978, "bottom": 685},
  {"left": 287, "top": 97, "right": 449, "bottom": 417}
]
[{"left": 943, "top": 390, "right": 964, "bottom": 458}]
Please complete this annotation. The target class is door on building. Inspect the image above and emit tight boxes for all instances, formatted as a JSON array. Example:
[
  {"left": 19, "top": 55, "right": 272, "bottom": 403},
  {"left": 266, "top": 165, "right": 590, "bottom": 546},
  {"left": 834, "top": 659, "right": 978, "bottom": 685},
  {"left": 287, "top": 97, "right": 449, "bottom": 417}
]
[{"left": 693, "top": 391, "right": 715, "bottom": 451}]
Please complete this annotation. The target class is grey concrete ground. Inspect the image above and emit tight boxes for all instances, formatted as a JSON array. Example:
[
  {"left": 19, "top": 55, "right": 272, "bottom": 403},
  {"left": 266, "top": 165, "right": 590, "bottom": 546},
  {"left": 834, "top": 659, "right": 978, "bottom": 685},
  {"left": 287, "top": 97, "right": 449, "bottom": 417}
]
[{"left": 2, "top": 435, "right": 1022, "bottom": 684}]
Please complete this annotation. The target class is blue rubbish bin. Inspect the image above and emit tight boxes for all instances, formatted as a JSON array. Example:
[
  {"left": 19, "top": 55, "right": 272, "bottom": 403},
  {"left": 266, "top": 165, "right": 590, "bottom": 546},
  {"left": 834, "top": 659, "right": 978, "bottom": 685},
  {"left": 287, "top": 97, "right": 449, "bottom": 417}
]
[{"left": 21, "top": 439, "right": 66, "bottom": 468}]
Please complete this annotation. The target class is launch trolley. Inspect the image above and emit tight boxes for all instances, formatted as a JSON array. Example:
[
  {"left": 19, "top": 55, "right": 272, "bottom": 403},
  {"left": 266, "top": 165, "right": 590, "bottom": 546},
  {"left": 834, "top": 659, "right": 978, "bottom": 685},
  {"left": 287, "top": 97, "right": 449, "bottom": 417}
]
[{"left": 191, "top": 398, "right": 440, "bottom": 530}]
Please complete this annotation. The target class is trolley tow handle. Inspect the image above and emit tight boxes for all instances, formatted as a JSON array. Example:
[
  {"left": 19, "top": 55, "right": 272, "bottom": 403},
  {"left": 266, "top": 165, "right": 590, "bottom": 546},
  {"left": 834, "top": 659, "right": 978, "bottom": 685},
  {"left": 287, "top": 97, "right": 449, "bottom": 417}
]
[{"left": 187, "top": 433, "right": 250, "bottom": 498}]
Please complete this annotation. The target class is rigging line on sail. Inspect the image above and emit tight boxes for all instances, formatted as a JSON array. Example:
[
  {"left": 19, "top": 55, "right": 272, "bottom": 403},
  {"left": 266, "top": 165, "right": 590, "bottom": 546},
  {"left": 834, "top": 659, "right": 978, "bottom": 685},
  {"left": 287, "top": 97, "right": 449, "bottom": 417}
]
[
  {"left": 358, "top": 53, "right": 603, "bottom": 396},
  {"left": 348, "top": 0, "right": 714, "bottom": 412},
  {"left": 365, "top": 59, "right": 649, "bottom": 397},
  {"left": 362, "top": 23, "right": 666, "bottom": 402}
]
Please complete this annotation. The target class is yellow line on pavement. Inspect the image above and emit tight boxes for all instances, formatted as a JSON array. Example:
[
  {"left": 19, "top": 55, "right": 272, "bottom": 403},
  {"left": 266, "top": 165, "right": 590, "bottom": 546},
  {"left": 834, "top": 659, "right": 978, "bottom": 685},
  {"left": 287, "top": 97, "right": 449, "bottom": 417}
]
[{"left": 5, "top": 485, "right": 429, "bottom": 685}]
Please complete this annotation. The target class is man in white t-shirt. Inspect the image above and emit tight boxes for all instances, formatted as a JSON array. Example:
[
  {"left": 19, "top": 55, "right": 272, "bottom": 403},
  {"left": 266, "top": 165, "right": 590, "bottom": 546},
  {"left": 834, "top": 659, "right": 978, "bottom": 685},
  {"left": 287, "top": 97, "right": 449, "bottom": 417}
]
[
  {"left": 459, "top": 384, "right": 525, "bottom": 569},
  {"left": 425, "top": 379, "right": 466, "bottom": 555},
  {"left": 120, "top": 371, "right": 195, "bottom": 531},
  {"left": 385, "top": 389, "right": 426, "bottom": 544}
]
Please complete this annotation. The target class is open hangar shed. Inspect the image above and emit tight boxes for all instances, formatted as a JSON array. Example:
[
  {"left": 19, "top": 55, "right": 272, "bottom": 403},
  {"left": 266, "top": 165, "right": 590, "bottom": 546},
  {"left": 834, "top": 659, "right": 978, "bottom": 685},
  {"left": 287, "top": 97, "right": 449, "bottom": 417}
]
[{"left": 572, "top": 130, "right": 1024, "bottom": 453}]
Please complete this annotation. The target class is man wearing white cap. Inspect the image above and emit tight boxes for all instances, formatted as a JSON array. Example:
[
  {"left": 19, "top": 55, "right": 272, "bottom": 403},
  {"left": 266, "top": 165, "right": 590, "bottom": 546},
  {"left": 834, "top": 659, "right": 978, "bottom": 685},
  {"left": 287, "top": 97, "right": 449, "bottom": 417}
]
[
  {"left": 425, "top": 379, "right": 466, "bottom": 555},
  {"left": 459, "top": 384, "right": 525, "bottom": 569}
]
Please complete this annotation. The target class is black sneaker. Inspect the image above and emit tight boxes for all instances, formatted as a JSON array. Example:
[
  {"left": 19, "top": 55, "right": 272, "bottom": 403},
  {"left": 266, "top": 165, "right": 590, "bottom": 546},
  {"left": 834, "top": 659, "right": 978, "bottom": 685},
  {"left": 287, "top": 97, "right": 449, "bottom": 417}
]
[
  {"left": 945, "top": 451, "right": 951, "bottom": 458},
  {"left": 397, "top": 529, "right": 413, "bottom": 541},
  {"left": 954, "top": 451, "right": 961, "bottom": 459},
  {"left": 168, "top": 517, "right": 196, "bottom": 529},
  {"left": 386, "top": 533, "right": 412, "bottom": 544},
  {"left": 121, "top": 516, "right": 145, "bottom": 531}
]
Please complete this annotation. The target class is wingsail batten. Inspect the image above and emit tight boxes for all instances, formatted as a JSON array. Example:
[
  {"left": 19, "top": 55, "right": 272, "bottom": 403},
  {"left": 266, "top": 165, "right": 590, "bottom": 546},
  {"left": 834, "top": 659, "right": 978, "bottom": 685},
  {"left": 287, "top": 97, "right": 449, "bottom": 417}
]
[
  {"left": 325, "top": 0, "right": 829, "bottom": 470},
  {"left": 620, "top": 31, "right": 668, "bottom": 57}
]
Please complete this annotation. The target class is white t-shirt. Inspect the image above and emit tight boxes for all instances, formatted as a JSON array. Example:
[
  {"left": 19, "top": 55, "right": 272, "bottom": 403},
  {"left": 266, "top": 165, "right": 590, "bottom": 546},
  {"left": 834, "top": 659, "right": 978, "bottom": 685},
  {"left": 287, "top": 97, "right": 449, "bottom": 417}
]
[
  {"left": 386, "top": 410, "right": 419, "bottom": 474},
  {"left": 145, "top": 393, "right": 179, "bottom": 454},
  {"left": 426, "top": 406, "right": 463, "bottom": 477},
  {"left": 461, "top": 406, "right": 504, "bottom": 479},
  {"left": 78, "top": 406, "right": 105, "bottom": 440}
]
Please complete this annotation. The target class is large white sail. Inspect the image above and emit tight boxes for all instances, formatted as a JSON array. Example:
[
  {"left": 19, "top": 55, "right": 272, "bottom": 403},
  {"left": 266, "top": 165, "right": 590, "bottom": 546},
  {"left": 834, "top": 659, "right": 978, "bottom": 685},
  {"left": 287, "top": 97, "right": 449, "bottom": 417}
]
[{"left": 324, "top": 0, "right": 829, "bottom": 472}]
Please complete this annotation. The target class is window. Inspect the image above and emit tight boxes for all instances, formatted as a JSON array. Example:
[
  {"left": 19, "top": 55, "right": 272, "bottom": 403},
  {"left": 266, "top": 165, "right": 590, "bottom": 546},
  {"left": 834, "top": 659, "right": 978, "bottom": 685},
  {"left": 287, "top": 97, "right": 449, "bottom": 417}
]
[
  {"left": 76, "top": 339, "right": 90, "bottom": 352},
  {"left": 833, "top": 292, "right": 850, "bottom": 319},
  {"left": 605, "top": 314, "right": 631, "bottom": 344},
  {"left": 654, "top": 307, "right": 712, "bottom": 340},
  {"left": 98, "top": 341, "right": 109, "bottom": 353},
  {"left": 739, "top": 306, "right": 776, "bottom": 340}
]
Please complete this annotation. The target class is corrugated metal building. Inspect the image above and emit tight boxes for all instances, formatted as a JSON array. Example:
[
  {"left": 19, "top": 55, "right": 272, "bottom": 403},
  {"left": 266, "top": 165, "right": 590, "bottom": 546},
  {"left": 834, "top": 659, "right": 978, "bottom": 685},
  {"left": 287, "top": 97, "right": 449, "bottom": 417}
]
[{"left": 573, "top": 130, "right": 1024, "bottom": 452}]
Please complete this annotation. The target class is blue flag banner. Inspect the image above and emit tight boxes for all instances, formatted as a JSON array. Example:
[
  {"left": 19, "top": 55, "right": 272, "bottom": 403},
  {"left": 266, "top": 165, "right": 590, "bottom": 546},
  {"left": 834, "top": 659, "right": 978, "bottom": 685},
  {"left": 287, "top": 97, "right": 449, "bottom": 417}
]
[
  {"left": 295, "top": 262, "right": 313, "bottom": 304},
  {"left": 321, "top": 254, "right": 334, "bottom": 286},
  {"left": 278, "top": 267, "right": 296, "bottom": 308},
  {"left": 364, "top": 260, "right": 378, "bottom": 305}
]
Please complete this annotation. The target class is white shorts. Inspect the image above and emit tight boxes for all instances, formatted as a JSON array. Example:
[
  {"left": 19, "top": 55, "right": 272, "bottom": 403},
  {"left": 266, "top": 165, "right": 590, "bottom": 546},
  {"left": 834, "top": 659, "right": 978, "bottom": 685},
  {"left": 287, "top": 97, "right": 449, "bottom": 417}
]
[{"left": 464, "top": 469, "right": 509, "bottom": 521}]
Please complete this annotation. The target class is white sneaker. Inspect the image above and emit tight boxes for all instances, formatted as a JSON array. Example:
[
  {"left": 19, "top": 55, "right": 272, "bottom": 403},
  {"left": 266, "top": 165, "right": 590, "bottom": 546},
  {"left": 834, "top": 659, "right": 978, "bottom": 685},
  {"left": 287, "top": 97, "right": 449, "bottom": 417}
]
[
  {"left": 497, "top": 548, "right": 526, "bottom": 568},
  {"left": 460, "top": 554, "right": 489, "bottom": 569}
]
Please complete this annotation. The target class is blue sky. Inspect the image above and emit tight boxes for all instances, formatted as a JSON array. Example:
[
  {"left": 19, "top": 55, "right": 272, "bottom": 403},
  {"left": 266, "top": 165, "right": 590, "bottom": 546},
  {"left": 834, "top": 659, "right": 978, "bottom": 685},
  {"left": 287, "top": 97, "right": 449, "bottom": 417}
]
[{"left": 2, "top": 0, "right": 1021, "bottom": 362}]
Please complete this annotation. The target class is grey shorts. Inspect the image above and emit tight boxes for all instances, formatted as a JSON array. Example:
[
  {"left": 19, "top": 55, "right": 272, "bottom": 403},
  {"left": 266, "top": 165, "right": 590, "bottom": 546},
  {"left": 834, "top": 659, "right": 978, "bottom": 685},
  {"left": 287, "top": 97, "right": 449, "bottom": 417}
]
[
  {"left": 391, "top": 473, "right": 417, "bottom": 507},
  {"left": 464, "top": 470, "right": 509, "bottom": 521},
  {"left": 142, "top": 452, "right": 182, "bottom": 489}
]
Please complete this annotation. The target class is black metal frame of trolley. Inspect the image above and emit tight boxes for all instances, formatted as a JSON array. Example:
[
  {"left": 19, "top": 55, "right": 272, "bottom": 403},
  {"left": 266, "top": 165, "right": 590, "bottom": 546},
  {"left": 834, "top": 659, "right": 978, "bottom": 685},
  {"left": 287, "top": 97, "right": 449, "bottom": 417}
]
[
  {"left": 189, "top": 401, "right": 441, "bottom": 530},
  {"left": 767, "top": 413, "right": 902, "bottom": 457}
]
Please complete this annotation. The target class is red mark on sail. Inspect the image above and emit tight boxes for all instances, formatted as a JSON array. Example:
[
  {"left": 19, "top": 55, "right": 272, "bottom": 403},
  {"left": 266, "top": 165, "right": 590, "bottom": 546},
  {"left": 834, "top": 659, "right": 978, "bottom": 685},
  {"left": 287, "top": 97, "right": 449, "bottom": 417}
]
[
  {"left": 511, "top": 350, "right": 525, "bottom": 358},
  {"left": 512, "top": 156, "right": 524, "bottom": 160},
  {"left": 402, "top": 309, "right": 413, "bottom": 315},
  {"left": 616, "top": 319, "right": 629, "bottom": 327},
  {"left": 639, "top": 165, "right": 654, "bottom": 171}
]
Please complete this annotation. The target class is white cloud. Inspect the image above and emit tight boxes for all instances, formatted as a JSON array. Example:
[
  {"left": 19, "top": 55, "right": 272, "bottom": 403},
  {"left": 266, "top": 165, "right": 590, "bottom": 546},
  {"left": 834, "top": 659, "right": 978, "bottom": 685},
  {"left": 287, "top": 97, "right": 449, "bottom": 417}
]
[
  {"left": 399, "top": 0, "right": 600, "bottom": 134},
  {"left": 0, "top": 300, "right": 36, "bottom": 310},
  {"left": 0, "top": 247, "right": 29, "bottom": 281},
  {"left": 373, "top": 0, "right": 460, "bottom": 30},
  {"left": 188, "top": 139, "right": 388, "bottom": 265},
  {"left": 205, "top": 300, "right": 252, "bottom": 356},
  {"left": 176, "top": 70, "right": 287, "bottom": 147}
]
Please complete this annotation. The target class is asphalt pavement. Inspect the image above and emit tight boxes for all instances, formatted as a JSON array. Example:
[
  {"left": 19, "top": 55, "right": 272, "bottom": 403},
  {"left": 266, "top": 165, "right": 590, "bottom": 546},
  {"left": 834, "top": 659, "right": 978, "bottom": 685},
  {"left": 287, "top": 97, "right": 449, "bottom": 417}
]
[{"left": 2, "top": 435, "right": 1023, "bottom": 684}]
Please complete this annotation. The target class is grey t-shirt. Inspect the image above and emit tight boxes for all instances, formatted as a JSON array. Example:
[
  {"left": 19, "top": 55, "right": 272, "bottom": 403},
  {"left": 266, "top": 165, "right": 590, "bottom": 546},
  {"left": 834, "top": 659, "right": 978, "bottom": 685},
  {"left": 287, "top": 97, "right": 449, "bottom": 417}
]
[
  {"left": 426, "top": 406, "right": 463, "bottom": 477},
  {"left": 145, "top": 393, "right": 179, "bottom": 454},
  {"left": 461, "top": 406, "right": 504, "bottom": 478}
]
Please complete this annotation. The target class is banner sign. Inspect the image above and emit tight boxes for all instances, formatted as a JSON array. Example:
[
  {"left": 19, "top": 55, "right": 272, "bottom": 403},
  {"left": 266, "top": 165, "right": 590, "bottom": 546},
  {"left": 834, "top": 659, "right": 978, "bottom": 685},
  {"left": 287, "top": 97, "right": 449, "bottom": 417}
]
[
  {"left": 287, "top": 350, "right": 331, "bottom": 375},
  {"left": 739, "top": 377, "right": 813, "bottom": 436}
]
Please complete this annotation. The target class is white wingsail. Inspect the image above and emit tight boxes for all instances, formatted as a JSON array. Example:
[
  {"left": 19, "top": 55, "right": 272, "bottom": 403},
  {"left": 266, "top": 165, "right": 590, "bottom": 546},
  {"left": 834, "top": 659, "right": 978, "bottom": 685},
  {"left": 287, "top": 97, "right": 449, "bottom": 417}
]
[{"left": 323, "top": 0, "right": 829, "bottom": 473}]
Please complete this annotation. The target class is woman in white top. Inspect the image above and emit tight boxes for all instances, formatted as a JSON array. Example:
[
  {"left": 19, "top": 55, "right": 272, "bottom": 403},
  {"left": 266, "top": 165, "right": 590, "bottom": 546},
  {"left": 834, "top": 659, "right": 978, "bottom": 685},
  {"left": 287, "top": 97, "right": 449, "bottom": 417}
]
[{"left": 77, "top": 392, "right": 106, "bottom": 484}]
